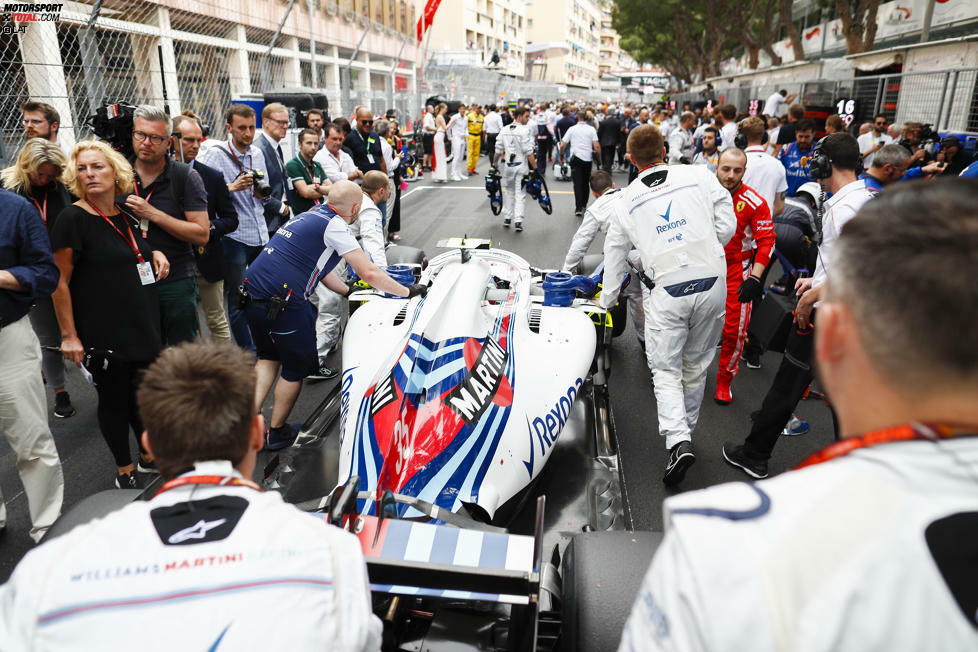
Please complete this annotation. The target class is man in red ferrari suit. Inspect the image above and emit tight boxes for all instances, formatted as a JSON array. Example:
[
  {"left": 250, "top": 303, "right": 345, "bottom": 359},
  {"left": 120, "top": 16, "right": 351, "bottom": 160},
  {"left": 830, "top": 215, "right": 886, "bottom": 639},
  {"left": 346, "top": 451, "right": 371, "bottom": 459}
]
[{"left": 713, "top": 148, "right": 775, "bottom": 404}]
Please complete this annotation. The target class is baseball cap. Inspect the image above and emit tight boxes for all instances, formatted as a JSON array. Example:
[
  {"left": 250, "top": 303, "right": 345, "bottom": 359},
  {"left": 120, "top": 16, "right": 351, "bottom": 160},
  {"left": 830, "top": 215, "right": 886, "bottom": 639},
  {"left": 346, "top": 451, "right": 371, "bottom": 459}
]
[{"left": 940, "top": 136, "right": 960, "bottom": 149}]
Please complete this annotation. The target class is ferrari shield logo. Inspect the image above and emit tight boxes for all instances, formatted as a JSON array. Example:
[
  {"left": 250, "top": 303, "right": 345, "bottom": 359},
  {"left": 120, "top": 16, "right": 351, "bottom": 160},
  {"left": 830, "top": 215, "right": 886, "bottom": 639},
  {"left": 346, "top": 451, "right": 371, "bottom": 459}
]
[{"left": 736, "top": 200, "right": 746, "bottom": 212}]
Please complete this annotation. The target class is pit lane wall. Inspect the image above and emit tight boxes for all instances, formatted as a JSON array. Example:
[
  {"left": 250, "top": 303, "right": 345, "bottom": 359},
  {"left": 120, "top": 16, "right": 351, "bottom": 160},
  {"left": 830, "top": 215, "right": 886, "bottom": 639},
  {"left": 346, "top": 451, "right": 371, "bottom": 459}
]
[{"left": 0, "top": 0, "right": 419, "bottom": 166}]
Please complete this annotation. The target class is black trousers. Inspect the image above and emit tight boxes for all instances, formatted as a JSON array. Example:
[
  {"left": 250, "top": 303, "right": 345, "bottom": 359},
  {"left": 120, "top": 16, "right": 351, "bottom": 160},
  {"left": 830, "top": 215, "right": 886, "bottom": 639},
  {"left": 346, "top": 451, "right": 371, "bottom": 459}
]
[
  {"left": 91, "top": 357, "right": 151, "bottom": 467},
  {"left": 536, "top": 138, "right": 553, "bottom": 174},
  {"left": 743, "top": 321, "right": 815, "bottom": 461},
  {"left": 570, "top": 157, "right": 592, "bottom": 212},
  {"left": 485, "top": 133, "right": 498, "bottom": 160},
  {"left": 617, "top": 142, "right": 627, "bottom": 166},
  {"left": 600, "top": 146, "right": 616, "bottom": 172},
  {"left": 388, "top": 173, "right": 402, "bottom": 234}
]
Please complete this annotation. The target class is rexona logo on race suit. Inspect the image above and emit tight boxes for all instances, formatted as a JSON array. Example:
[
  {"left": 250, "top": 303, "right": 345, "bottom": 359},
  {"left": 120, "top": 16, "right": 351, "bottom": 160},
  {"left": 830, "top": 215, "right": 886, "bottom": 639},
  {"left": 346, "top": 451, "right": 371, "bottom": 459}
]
[
  {"left": 443, "top": 337, "right": 507, "bottom": 425},
  {"left": 656, "top": 200, "right": 687, "bottom": 234},
  {"left": 523, "top": 378, "right": 583, "bottom": 475}
]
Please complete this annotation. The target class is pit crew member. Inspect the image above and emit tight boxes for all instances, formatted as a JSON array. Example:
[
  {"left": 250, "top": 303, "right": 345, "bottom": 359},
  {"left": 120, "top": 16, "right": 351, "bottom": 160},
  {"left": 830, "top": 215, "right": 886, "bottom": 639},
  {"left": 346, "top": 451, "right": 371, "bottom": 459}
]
[
  {"left": 620, "top": 178, "right": 978, "bottom": 652},
  {"left": 466, "top": 105, "right": 484, "bottom": 175},
  {"left": 600, "top": 124, "right": 735, "bottom": 486},
  {"left": 244, "top": 181, "right": 426, "bottom": 450},
  {"left": 692, "top": 127, "right": 720, "bottom": 172},
  {"left": 493, "top": 107, "right": 537, "bottom": 232},
  {"left": 712, "top": 149, "right": 774, "bottom": 405},
  {"left": 0, "top": 342, "right": 382, "bottom": 651},
  {"left": 561, "top": 170, "right": 645, "bottom": 348},
  {"left": 666, "top": 112, "right": 695, "bottom": 165},
  {"left": 723, "top": 133, "right": 873, "bottom": 479}
]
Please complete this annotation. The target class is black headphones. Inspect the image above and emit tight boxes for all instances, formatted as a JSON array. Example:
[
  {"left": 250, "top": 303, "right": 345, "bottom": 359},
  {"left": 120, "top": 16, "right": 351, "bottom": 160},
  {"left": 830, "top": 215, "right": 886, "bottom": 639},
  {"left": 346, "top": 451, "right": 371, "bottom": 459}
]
[
  {"left": 808, "top": 140, "right": 833, "bottom": 179},
  {"left": 733, "top": 118, "right": 769, "bottom": 150}
]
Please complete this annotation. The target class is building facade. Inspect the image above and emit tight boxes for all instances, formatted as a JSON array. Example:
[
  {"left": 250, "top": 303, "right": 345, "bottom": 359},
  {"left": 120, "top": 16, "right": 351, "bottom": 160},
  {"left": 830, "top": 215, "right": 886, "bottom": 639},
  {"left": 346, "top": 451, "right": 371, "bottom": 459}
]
[
  {"left": 1, "top": 0, "right": 418, "bottom": 162},
  {"left": 525, "top": 0, "right": 602, "bottom": 89},
  {"left": 418, "top": 0, "right": 528, "bottom": 78},
  {"left": 597, "top": 0, "right": 635, "bottom": 76}
]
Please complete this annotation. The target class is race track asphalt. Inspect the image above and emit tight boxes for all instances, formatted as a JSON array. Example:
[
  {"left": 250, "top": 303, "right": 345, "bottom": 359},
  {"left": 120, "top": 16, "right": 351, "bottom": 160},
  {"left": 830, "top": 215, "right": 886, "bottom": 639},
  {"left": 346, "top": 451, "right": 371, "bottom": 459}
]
[{"left": 0, "top": 151, "right": 836, "bottom": 582}]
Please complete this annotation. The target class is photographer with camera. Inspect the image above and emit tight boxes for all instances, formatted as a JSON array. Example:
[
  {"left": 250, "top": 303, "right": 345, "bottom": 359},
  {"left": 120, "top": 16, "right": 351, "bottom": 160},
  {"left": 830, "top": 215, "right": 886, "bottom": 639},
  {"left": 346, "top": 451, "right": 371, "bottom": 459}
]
[
  {"left": 199, "top": 104, "right": 276, "bottom": 350},
  {"left": 936, "top": 136, "right": 973, "bottom": 177},
  {"left": 243, "top": 181, "right": 426, "bottom": 451},
  {"left": 126, "top": 106, "right": 210, "bottom": 346}
]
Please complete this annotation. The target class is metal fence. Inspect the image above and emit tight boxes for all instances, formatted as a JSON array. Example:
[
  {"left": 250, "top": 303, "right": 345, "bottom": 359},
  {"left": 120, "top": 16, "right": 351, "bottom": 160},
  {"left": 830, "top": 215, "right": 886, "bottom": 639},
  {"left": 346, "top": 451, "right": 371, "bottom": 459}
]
[
  {"left": 670, "top": 68, "right": 978, "bottom": 136},
  {"left": 0, "top": 0, "right": 419, "bottom": 165}
]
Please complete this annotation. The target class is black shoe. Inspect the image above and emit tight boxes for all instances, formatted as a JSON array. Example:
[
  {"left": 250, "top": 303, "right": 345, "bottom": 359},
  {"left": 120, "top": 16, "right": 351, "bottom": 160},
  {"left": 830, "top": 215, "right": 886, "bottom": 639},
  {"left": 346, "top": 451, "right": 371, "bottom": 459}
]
[
  {"left": 663, "top": 441, "right": 695, "bottom": 486},
  {"left": 743, "top": 350, "right": 762, "bottom": 369},
  {"left": 574, "top": 209, "right": 584, "bottom": 218},
  {"left": 115, "top": 471, "right": 139, "bottom": 489},
  {"left": 515, "top": 222, "right": 523, "bottom": 232},
  {"left": 308, "top": 362, "right": 338, "bottom": 381},
  {"left": 503, "top": 218, "right": 511, "bottom": 227},
  {"left": 53, "top": 391, "right": 76, "bottom": 418},
  {"left": 263, "top": 424, "right": 299, "bottom": 451},
  {"left": 722, "top": 442, "right": 769, "bottom": 479},
  {"left": 137, "top": 457, "right": 159, "bottom": 474}
]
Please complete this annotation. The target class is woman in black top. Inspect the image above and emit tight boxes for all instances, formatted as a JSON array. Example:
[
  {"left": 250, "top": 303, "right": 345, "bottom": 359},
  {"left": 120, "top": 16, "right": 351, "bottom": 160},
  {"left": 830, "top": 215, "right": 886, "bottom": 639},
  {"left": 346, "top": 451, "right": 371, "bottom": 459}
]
[
  {"left": 0, "top": 138, "right": 77, "bottom": 418},
  {"left": 50, "top": 140, "right": 170, "bottom": 489}
]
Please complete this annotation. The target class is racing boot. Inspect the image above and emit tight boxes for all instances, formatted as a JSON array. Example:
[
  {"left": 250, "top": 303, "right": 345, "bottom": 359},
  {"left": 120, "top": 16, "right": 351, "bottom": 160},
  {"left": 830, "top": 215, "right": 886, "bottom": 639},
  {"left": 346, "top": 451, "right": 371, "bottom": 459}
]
[
  {"left": 515, "top": 220, "right": 523, "bottom": 232},
  {"left": 714, "top": 374, "right": 733, "bottom": 405},
  {"left": 663, "top": 440, "right": 695, "bottom": 486},
  {"left": 503, "top": 217, "right": 511, "bottom": 228},
  {"left": 263, "top": 424, "right": 299, "bottom": 451}
]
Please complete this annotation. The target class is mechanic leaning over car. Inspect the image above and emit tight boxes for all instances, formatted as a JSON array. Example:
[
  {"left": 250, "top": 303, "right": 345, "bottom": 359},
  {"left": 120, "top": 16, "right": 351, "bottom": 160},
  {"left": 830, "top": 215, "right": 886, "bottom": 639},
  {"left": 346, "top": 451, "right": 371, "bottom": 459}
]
[
  {"left": 619, "top": 178, "right": 978, "bottom": 652},
  {"left": 599, "top": 124, "right": 735, "bottom": 487},
  {"left": 0, "top": 342, "right": 382, "bottom": 651},
  {"left": 243, "top": 180, "right": 427, "bottom": 451},
  {"left": 561, "top": 170, "right": 646, "bottom": 349}
]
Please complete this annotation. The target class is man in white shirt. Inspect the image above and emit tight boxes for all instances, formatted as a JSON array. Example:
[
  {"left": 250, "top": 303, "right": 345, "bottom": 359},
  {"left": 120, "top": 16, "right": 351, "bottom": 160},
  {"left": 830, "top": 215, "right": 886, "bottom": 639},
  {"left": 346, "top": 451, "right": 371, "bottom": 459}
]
[
  {"left": 621, "top": 177, "right": 978, "bottom": 652},
  {"left": 762, "top": 88, "right": 797, "bottom": 117},
  {"left": 666, "top": 111, "right": 696, "bottom": 165},
  {"left": 600, "top": 125, "right": 735, "bottom": 487},
  {"left": 740, "top": 116, "right": 787, "bottom": 217},
  {"left": 483, "top": 104, "right": 503, "bottom": 166},
  {"left": 723, "top": 133, "right": 874, "bottom": 480},
  {"left": 352, "top": 171, "right": 389, "bottom": 266},
  {"left": 560, "top": 111, "right": 601, "bottom": 217},
  {"left": 314, "top": 124, "right": 363, "bottom": 184},
  {"left": 448, "top": 103, "right": 469, "bottom": 181},
  {"left": 718, "top": 104, "right": 738, "bottom": 153},
  {"left": 857, "top": 113, "right": 893, "bottom": 168},
  {"left": 0, "top": 342, "right": 382, "bottom": 651}
]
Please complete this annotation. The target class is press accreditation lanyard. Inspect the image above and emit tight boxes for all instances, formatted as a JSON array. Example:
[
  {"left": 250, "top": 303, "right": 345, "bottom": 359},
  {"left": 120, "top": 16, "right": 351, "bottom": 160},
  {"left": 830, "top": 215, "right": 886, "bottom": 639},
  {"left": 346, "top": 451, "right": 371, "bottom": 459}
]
[
  {"left": 132, "top": 181, "right": 154, "bottom": 237},
  {"left": 31, "top": 189, "right": 47, "bottom": 224},
  {"left": 795, "top": 422, "right": 978, "bottom": 470},
  {"left": 85, "top": 199, "right": 156, "bottom": 286},
  {"left": 156, "top": 474, "right": 261, "bottom": 496}
]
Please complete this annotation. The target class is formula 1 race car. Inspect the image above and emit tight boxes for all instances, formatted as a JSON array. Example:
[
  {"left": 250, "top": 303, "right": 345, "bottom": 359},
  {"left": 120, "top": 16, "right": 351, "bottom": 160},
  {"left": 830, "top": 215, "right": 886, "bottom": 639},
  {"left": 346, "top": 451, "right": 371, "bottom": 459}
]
[{"left": 45, "top": 241, "right": 654, "bottom": 651}]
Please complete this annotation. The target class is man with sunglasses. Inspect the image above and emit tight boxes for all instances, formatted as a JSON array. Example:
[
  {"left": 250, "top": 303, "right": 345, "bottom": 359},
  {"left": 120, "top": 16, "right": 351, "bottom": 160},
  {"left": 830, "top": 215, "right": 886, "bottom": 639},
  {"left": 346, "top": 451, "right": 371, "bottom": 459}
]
[
  {"left": 344, "top": 108, "right": 387, "bottom": 178},
  {"left": 857, "top": 114, "right": 893, "bottom": 168},
  {"left": 126, "top": 105, "right": 210, "bottom": 346}
]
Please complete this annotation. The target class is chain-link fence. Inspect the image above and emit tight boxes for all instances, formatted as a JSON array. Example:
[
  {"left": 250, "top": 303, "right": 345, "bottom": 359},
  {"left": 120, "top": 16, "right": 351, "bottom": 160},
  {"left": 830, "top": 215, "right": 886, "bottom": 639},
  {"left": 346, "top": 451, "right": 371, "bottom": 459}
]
[
  {"left": 1, "top": 0, "right": 419, "bottom": 165},
  {"left": 670, "top": 68, "right": 978, "bottom": 136}
]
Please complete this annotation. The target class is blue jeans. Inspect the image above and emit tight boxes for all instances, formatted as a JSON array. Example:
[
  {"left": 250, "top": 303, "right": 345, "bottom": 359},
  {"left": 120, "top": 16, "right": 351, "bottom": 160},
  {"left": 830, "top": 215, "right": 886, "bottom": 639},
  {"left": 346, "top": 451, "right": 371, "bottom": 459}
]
[{"left": 222, "top": 237, "right": 264, "bottom": 349}]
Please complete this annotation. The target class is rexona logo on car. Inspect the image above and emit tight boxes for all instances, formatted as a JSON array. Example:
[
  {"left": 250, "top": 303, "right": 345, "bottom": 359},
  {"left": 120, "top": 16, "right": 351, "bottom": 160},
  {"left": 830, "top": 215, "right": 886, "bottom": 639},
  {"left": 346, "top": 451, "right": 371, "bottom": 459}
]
[
  {"left": 523, "top": 377, "right": 584, "bottom": 475},
  {"left": 443, "top": 336, "right": 508, "bottom": 425}
]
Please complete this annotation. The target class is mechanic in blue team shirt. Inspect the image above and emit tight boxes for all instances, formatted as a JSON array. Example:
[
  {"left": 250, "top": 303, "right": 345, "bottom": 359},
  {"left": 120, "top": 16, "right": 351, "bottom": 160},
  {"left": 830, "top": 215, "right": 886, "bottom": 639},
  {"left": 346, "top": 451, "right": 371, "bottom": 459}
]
[
  {"left": 778, "top": 118, "right": 815, "bottom": 196},
  {"left": 244, "top": 180, "right": 427, "bottom": 451},
  {"left": 858, "top": 143, "right": 911, "bottom": 194}
]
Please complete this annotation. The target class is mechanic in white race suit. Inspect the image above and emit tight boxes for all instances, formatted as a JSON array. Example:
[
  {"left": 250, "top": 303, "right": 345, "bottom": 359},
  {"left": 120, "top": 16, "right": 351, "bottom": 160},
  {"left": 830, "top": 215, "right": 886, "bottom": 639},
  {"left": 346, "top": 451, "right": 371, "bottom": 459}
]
[
  {"left": 600, "top": 124, "right": 735, "bottom": 487},
  {"left": 0, "top": 342, "right": 382, "bottom": 651},
  {"left": 493, "top": 106, "right": 538, "bottom": 232},
  {"left": 561, "top": 169, "right": 646, "bottom": 348},
  {"left": 619, "top": 179, "right": 978, "bottom": 652}
]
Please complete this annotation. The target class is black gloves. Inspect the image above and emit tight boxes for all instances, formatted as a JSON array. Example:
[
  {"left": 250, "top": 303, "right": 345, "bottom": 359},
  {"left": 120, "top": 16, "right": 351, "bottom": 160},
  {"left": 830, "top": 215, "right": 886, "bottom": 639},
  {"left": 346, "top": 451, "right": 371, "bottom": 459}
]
[
  {"left": 737, "top": 275, "right": 764, "bottom": 303},
  {"left": 407, "top": 284, "right": 428, "bottom": 298}
]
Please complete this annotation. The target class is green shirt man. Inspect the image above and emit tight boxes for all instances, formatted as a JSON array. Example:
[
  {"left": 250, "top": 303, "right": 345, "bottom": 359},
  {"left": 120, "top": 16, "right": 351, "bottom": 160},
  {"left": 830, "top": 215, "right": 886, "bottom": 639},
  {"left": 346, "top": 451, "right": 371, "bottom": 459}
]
[{"left": 286, "top": 128, "right": 330, "bottom": 215}]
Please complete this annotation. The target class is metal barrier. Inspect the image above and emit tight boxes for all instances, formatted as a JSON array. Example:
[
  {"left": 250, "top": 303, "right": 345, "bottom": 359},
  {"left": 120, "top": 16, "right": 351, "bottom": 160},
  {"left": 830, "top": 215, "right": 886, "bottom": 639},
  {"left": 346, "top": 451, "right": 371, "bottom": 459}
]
[{"left": 670, "top": 68, "right": 978, "bottom": 135}]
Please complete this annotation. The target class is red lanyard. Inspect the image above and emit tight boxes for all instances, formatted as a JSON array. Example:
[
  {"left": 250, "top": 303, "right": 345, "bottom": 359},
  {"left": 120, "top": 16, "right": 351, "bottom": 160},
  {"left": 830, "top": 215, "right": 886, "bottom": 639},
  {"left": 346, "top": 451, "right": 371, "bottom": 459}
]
[
  {"left": 31, "top": 189, "right": 47, "bottom": 224},
  {"left": 84, "top": 199, "right": 145, "bottom": 263},
  {"left": 155, "top": 474, "right": 261, "bottom": 497},
  {"left": 133, "top": 181, "right": 154, "bottom": 203},
  {"left": 795, "top": 422, "right": 978, "bottom": 470}
]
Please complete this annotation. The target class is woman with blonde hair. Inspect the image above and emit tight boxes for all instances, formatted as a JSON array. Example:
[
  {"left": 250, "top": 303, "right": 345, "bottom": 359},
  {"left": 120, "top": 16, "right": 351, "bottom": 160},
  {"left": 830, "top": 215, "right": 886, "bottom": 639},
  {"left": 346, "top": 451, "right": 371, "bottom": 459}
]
[
  {"left": 50, "top": 140, "right": 169, "bottom": 489},
  {"left": 432, "top": 103, "right": 449, "bottom": 183},
  {"left": 1, "top": 138, "right": 77, "bottom": 417}
]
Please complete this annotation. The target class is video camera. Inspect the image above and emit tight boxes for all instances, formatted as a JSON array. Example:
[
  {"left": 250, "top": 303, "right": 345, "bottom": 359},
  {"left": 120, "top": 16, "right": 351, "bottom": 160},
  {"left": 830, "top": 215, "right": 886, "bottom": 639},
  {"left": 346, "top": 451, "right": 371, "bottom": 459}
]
[
  {"left": 899, "top": 122, "right": 939, "bottom": 153},
  {"left": 84, "top": 102, "right": 137, "bottom": 159}
]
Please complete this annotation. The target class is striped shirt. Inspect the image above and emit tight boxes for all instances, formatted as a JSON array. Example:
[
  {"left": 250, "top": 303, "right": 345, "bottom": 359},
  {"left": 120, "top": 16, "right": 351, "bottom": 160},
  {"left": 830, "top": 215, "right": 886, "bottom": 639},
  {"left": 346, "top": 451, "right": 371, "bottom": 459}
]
[{"left": 198, "top": 139, "right": 270, "bottom": 247}]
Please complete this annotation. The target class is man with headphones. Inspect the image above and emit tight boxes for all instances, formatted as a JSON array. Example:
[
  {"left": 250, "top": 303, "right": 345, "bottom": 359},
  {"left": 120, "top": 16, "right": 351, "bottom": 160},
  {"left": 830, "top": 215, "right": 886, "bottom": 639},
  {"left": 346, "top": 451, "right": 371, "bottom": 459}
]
[{"left": 723, "top": 133, "right": 874, "bottom": 479}]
